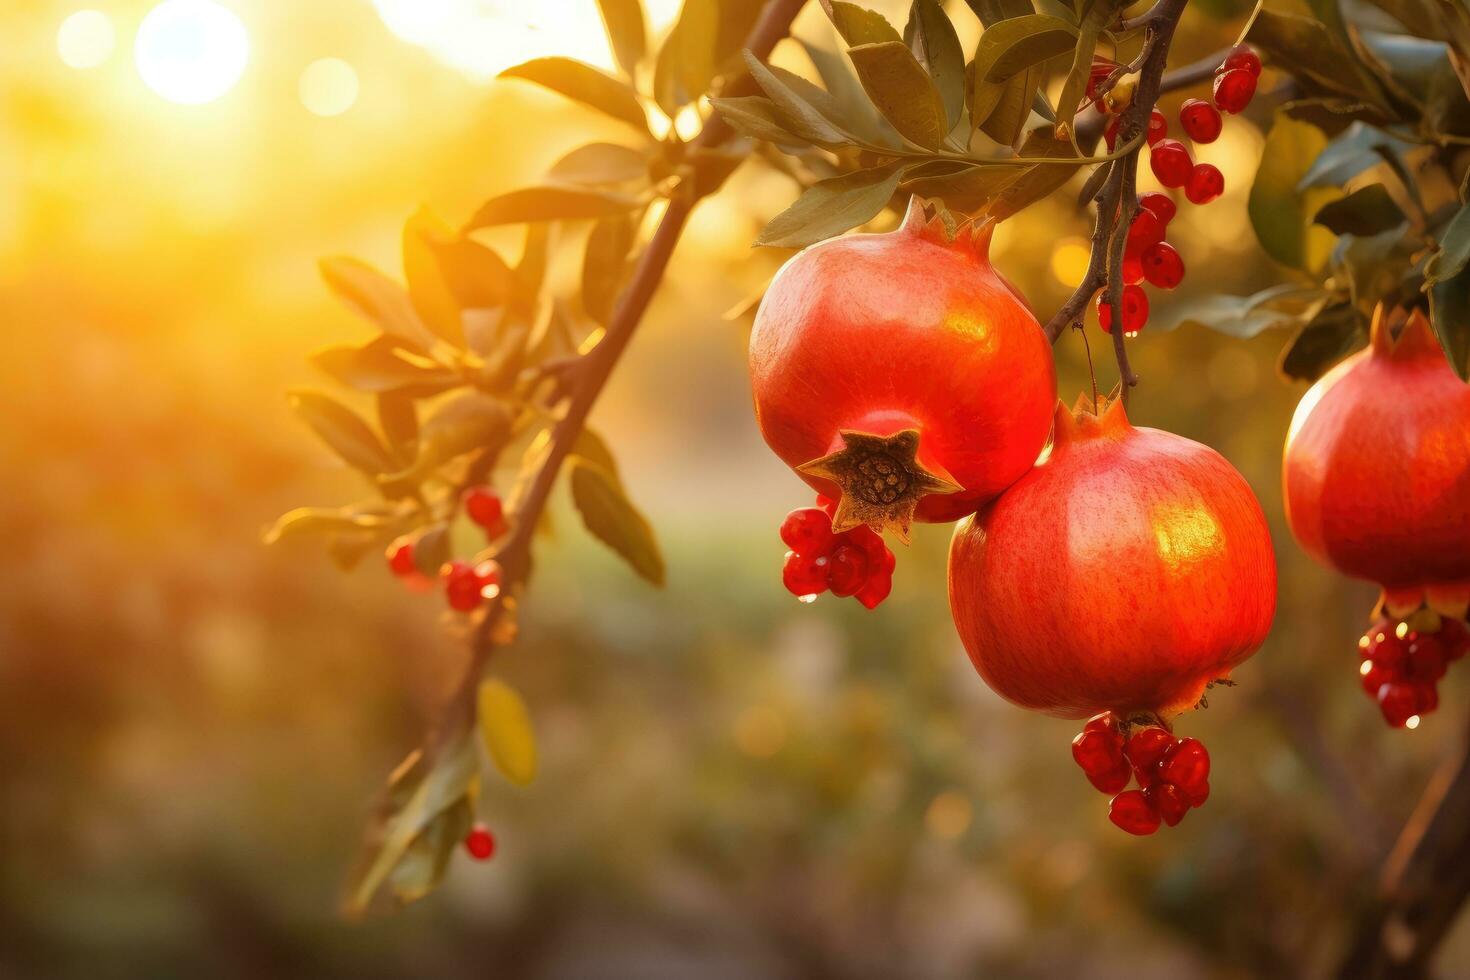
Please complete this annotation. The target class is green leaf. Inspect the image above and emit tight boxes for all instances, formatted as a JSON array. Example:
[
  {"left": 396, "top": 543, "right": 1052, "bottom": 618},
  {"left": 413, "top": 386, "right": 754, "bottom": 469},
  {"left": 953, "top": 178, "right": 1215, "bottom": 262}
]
[
  {"left": 416, "top": 393, "right": 514, "bottom": 472},
  {"left": 500, "top": 57, "right": 650, "bottom": 133},
  {"left": 1247, "top": 9, "right": 1391, "bottom": 109},
  {"left": 987, "top": 129, "right": 1079, "bottom": 218},
  {"left": 1051, "top": 22, "right": 1100, "bottom": 144},
  {"left": 962, "top": 0, "right": 1034, "bottom": 27},
  {"left": 975, "top": 62, "right": 1043, "bottom": 145},
  {"left": 1249, "top": 113, "right": 1333, "bottom": 270},
  {"left": 825, "top": 1, "right": 903, "bottom": 46},
  {"left": 597, "top": 0, "right": 647, "bottom": 77},
  {"left": 386, "top": 796, "right": 473, "bottom": 906},
  {"left": 343, "top": 731, "right": 477, "bottom": 918},
  {"left": 318, "top": 257, "right": 437, "bottom": 351},
  {"left": 263, "top": 506, "right": 394, "bottom": 546},
  {"left": 846, "top": 41, "right": 949, "bottom": 149},
  {"left": 799, "top": 38, "right": 886, "bottom": 139},
  {"left": 465, "top": 186, "right": 642, "bottom": 230},
  {"left": 311, "top": 335, "right": 459, "bottom": 395},
  {"left": 289, "top": 390, "right": 395, "bottom": 475},
  {"left": 1360, "top": 0, "right": 1448, "bottom": 40},
  {"left": 904, "top": 0, "right": 966, "bottom": 127},
  {"left": 477, "top": 678, "right": 537, "bottom": 786},
  {"left": 426, "top": 236, "right": 518, "bottom": 309},
  {"left": 1431, "top": 267, "right": 1470, "bottom": 379},
  {"left": 568, "top": 458, "right": 665, "bottom": 585},
  {"left": 756, "top": 165, "right": 902, "bottom": 248},
  {"left": 378, "top": 392, "right": 419, "bottom": 465},
  {"left": 1279, "top": 299, "right": 1364, "bottom": 381},
  {"left": 403, "top": 207, "right": 465, "bottom": 348},
  {"left": 574, "top": 428, "right": 623, "bottom": 478},
  {"left": 710, "top": 95, "right": 809, "bottom": 145},
  {"left": 899, "top": 160, "right": 1022, "bottom": 212},
  {"left": 1155, "top": 284, "right": 1327, "bottom": 337},
  {"left": 1430, "top": 202, "right": 1470, "bottom": 283},
  {"left": 740, "top": 54, "right": 861, "bottom": 147},
  {"left": 972, "top": 14, "right": 1077, "bottom": 82},
  {"left": 583, "top": 214, "right": 637, "bottom": 324},
  {"left": 548, "top": 142, "right": 650, "bottom": 185},
  {"left": 1313, "top": 183, "right": 1407, "bottom": 236},
  {"left": 1298, "top": 122, "right": 1415, "bottom": 189},
  {"left": 653, "top": 0, "right": 718, "bottom": 116}
]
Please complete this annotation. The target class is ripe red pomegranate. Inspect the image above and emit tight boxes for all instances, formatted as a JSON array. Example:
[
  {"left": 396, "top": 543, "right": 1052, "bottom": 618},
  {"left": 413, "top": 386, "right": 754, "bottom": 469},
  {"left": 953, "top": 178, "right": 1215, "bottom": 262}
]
[
  {"left": 949, "top": 395, "right": 1276, "bottom": 831},
  {"left": 1283, "top": 306, "right": 1470, "bottom": 726},
  {"left": 749, "top": 197, "right": 1055, "bottom": 540}
]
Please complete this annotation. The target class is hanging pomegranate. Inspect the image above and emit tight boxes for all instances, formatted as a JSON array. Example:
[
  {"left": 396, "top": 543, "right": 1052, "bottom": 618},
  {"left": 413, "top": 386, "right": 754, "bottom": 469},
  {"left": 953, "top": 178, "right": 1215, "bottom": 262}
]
[
  {"left": 948, "top": 394, "right": 1277, "bottom": 833},
  {"left": 748, "top": 197, "right": 1056, "bottom": 543},
  {"left": 1283, "top": 306, "right": 1470, "bottom": 727}
]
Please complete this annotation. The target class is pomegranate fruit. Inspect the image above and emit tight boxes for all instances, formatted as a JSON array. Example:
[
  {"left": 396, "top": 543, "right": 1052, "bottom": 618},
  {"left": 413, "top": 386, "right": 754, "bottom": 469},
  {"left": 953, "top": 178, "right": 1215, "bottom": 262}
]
[
  {"left": 749, "top": 197, "right": 1055, "bottom": 541},
  {"left": 949, "top": 394, "right": 1276, "bottom": 831},
  {"left": 1284, "top": 306, "right": 1470, "bottom": 726}
]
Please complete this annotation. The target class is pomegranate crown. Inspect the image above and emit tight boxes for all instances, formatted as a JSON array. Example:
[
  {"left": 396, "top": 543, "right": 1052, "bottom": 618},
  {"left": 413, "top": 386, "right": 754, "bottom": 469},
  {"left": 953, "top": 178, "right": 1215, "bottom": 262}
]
[
  {"left": 899, "top": 195, "right": 995, "bottom": 258},
  {"left": 1052, "top": 389, "right": 1132, "bottom": 446},
  {"left": 1369, "top": 304, "right": 1445, "bottom": 364}
]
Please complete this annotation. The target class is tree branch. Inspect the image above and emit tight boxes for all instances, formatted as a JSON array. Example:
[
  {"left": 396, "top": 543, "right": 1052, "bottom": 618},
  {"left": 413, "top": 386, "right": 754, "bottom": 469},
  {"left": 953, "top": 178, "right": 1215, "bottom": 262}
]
[{"left": 427, "top": 0, "right": 809, "bottom": 751}]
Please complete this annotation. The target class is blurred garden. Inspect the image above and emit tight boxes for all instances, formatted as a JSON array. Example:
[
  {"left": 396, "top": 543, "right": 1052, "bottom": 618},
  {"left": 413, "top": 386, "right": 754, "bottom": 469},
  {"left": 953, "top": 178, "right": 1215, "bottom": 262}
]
[{"left": 2, "top": 0, "right": 1469, "bottom": 977}]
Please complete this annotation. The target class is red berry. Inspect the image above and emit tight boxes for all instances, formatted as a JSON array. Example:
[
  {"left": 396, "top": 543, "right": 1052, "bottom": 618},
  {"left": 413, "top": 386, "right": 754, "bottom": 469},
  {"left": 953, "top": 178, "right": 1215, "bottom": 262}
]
[
  {"left": 1083, "top": 711, "right": 1118, "bottom": 736},
  {"left": 1072, "top": 728, "right": 1126, "bottom": 776},
  {"left": 1186, "top": 163, "right": 1225, "bottom": 205},
  {"left": 1124, "top": 726, "right": 1175, "bottom": 787},
  {"left": 1108, "top": 789, "right": 1161, "bottom": 835},
  {"left": 387, "top": 540, "right": 417, "bottom": 577},
  {"left": 1127, "top": 209, "right": 1166, "bottom": 252},
  {"left": 1146, "top": 782, "right": 1191, "bottom": 827},
  {"left": 1099, "top": 284, "right": 1150, "bottom": 337},
  {"left": 1141, "top": 242, "right": 1184, "bottom": 290},
  {"left": 1086, "top": 58, "right": 1117, "bottom": 106},
  {"left": 1406, "top": 633, "right": 1447, "bottom": 682},
  {"left": 1441, "top": 618, "right": 1470, "bottom": 660},
  {"left": 1178, "top": 98, "right": 1223, "bottom": 144},
  {"left": 1213, "top": 68, "right": 1257, "bottom": 114},
  {"left": 827, "top": 544, "right": 870, "bottom": 598},
  {"left": 1361, "top": 659, "right": 1392, "bottom": 695},
  {"left": 1365, "top": 625, "right": 1407, "bottom": 672},
  {"left": 1159, "top": 737, "right": 1210, "bottom": 798},
  {"left": 1138, "top": 192, "right": 1176, "bottom": 226},
  {"left": 1088, "top": 762, "right": 1133, "bottom": 794},
  {"left": 780, "top": 507, "right": 837, "bottom": 557},
  {"left": 854, "top": 571, "right": 892, "bottom": 610},
  {"left": 1122, "top": 253, "right": 1144, "bottom": 285},
  {"left": 442, "top": 560, "right": 484, "bottom": 612},
  {"left": 464, "top": 824, "right": 496, "bottom": 860},
  {"left": 1221, "top": 45, "right": 1262, "bottom": 77},
  {"left": 782, "top": 550, "right": 829, "bottom": 598},
  {"left": 1414, "top": 682, "right": 1439, "bottom": 715},
  {"left": 463, "top": 486, "right": 506, "bottom": 533},
  {"left": 1149, "top": 139, "right": 1192, "bottom": 188},
  {"left": 1184, "top": 780, "right": 1210, "bottom": 808},
  {"left": 1377, "top": 682, "right": 1419, "bottom": 727},
  {"left": 1147, "top": 108, "right": 1168, "bottom": 146}
]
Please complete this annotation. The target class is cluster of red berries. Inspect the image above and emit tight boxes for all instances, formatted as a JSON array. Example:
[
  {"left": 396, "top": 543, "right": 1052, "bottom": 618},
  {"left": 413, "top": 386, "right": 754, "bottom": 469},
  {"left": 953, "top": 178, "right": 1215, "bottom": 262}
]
[
  {"left": 385, "top": 484, "right": 509, "bottom": 611},
  {"left": 1071, "top": 712, "right": 1211, "bottom": 835},
  {"left": 463, "top": 823, "right": 496, "bottom": 860},
  {"left": 779, "top": 496, "right": 896, "bottom": 609},
  {"left": 1094, "top": 45, "right": 1262, "bottom": 338},
  {"left": 1358, "top": 610, "right": 1470, "bottom": 728}
]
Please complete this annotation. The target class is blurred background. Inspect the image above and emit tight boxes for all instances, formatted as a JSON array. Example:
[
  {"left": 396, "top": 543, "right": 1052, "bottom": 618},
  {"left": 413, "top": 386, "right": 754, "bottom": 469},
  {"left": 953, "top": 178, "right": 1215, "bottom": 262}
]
[{"left": 3, "top": 0, "right": 1468, "bottom": 976}]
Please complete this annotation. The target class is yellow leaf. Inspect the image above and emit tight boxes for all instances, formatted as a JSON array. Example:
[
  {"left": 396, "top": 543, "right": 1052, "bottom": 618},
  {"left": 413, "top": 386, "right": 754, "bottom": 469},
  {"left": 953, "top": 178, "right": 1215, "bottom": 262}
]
[{"left": 477, "top": 678, "right": 536, "bottom": 786}]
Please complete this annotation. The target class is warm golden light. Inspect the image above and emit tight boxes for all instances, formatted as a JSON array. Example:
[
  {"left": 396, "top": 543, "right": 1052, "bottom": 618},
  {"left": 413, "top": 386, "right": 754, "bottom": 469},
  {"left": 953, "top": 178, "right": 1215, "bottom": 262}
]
[
  {"left": 57, "top": 10, "right": 116, "bottom": 70},
  {"left": 1050, "top": 237, "right": 1091, "bottom": 285},
  {"left": 734, "top": 705, "right": 787, "bottom": 757},
  {"left": 134, "top": 0, "right": 250, "bottom": 106},
  {"left": 1152, "top": 503, "right": 1223, "bottom": 569},
  {"left": 924, "top": 789, "right": 973, "bottom": 840},
  {"left": 299, "top": 58, "right": 359, "bottom": 117}
]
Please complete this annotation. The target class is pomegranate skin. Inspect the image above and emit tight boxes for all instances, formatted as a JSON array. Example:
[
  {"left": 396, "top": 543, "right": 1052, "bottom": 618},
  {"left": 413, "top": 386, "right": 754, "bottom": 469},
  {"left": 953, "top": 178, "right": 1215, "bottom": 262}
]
[
  {"left": 1284, "top": 307, "right": 1470, "bottom": 599},
  {"left": 749, "top": 198, "right": 1055, "bottom": 531},
  {"left": 948, "top": 398, "right": 1277, "bottom": 719}
]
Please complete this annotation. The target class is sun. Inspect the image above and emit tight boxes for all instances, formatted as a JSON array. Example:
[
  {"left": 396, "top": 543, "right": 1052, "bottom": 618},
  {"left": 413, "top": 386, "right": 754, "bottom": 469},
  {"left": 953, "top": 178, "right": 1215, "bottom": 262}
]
[{"left": 134, "top": 0, "right": 250, "bottom": 106}]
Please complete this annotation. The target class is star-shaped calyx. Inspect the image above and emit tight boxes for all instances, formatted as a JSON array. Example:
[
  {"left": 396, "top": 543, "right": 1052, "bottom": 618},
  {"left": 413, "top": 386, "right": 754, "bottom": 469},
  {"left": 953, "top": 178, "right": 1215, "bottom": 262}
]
[{"left": 796, "top": 429, "right": 961, "bottom": 543}]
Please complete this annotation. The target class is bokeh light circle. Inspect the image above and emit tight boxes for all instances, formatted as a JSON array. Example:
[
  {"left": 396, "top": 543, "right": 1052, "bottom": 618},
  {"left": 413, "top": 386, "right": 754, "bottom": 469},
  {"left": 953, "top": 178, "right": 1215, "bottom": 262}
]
[
  {"left": 299, "top": 58, "right": 359, "bottom": 117},
  {"left": 134, "top": 0, "right": 250, "bottom": 105},
  {"left": 57, "top": 10, "right": 116, "bottom": 69}
]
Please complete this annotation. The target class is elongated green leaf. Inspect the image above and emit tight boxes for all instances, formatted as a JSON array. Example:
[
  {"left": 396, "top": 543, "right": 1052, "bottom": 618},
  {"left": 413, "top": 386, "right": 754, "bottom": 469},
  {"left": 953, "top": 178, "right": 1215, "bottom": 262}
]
[
  {"left": 710, "top": 95, "right": 808, "bottom": 144},
  {"left": 899, "top": 160, "right": 1022, "bottom": 212},
  {"left": 417, "top": 393, "right": 514, "bottom": 471},
  {"left": 973, "top": 14, "right": 1077, "bottom": 82},
  {"left": 756, "top": 165, "right": 902, "bottom": 247},
  {"left": 1313, "top": 183, "right": 1406, "bottom": 236},
  {"left": 597, "top": 0, "right": 647, "bottom": 77},
  {"left": 310, "top": 335, "right": 459, "bottom": 394},
  {"left": 987, "top": 128, "right": 1078, "bottom": 218},
  {"left": 426, "top": 236, "right": 517, "bottom": 308},
  {"left": 404, "top": 207, "right": 465, "bottom": 348},
  {"left": 386, "top": 796, "right": 473, "bottom": 906},
  {"left": 1247, "top": 10, "right": 1390, "bottom": 109},
  {"left": 846, "top": 41, "right": 949, "bottom": 149},
  {"left": 826, "top": 1, "right": 903, "bottom": 45},
  {"left": 1431, "top": 203, "right": 1470, "bottom": 284},
  {"left": 799, "top": 39, "right": 885, "bottom": 139},
  {"left": 1279, "top": 299, "right": 1364, "bottom": 381},
  {"left": 319, "top": 257, "right": 436, "bottom": 351},
  {"left": 465, "top": 186, "right": 642, "bottom": 230},
  {"left": 289, "top": 390, "right": 394, "bottom": 475},
  {"left": 741, "top": 53, "right": 860, "bottom": 147},
  {"left": 1157, "top": 284, "right": 1327, "bottom": 336},
  {"left": 263, "top": 506, "right": 394, "bottom": 546},
  {"left": 377, "top": 391, "right": 418, "bottom": 464},
  {"left": 1298, "top": 122, "right": 1415, "bottom": 189},
  {"left": 500, "top": 57, "right": 650, "bottom": 133},
  {"left": 1431, "top": 267, "right": 1470, "bottom": 379},
  {"left": 1250, "top": 113, "right": 1332, "bottom": 270},
  {"left": 653, "top": 0, "right": 718, "bottom": 116},
  {"left": 904, "top": 0, "right": 966, "bottom": 127},
  {"left": 583, "top": 213, "right": 636, "bottom": 324},
  {"left": 962, "top": 0, "right": 1033, "bottom": 26},
  {"left": 569, "top": 458, "right": 665, "bottom": 585},
  {"left": 574, "top": 428, "right": 623, "bottom": 479},
  {"left": 548, "top": 142, "right": 649, "bottom": 185}
]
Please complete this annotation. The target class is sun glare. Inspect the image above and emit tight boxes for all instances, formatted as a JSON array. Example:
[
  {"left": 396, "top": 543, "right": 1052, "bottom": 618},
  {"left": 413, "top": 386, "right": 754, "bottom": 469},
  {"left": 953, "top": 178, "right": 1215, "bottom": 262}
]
[
  {"left": 134, "top": 0, "right": 250, "bottom": 106},
  {"left": 58, "top": 10, "right": 116, "bottom": 70}
]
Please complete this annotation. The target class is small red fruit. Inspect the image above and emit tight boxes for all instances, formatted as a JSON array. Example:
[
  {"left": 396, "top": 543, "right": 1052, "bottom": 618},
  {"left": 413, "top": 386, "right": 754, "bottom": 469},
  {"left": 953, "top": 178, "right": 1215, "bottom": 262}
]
[
  {"left": 1139, "top": 192, "right": 1177, "bottom": 226},
  {"left": 1147, "top": 108, "right": 1168, "bottom": 146},
  {"left": 1150, "top": 139, "right": 1192, "bottom": 188},
  {"left": 1179, "top": 99, "right": 1223, "bottom": 144},
  {"left": 387, "top": 540, "right": 417, "bottom": 577},
  {"left": 1072, "top": 727, "right": 1126, "bottom": 776},
  {"left": 1186, "top": 164, "right": 1225, "bottom": 205},
  {"left": 1127, "top": 209, "right": 1166, "bottom": 252},
  {"left": 827, "top": 544, "right": 869, "bottom": 598},
  {"left": 1377, "top": 682, "right": 1419, "bottom": 728},
  {"left": 1221, "top": 45, "right": 1262, "bottom": 77},
  {"left": 780, "top": 507, "right": 837, "bottom": 556},
  {"left": 1098, "top": 284, "right": 1149, "bottom": 337},
  {"left": 1122, "top": 253, "right": 1144, "bottom": 285},
  {"left": 782, "top": 551, "right": 830, "bottom": 598},
  {"left": 442, "top": 560, "right": 483, "bottom": 612},
  {"left": 1159, "top": 737, "right": 1210, "bottom": 798},
  {"left": 854, "top": 571, "right": 893, "bottom": 610},
  {"left": 464, "top": 824, "right": 496, "bottom": 860},
  {"left": 1441, "top": 618, "right": 1470, "bottom": 660},
  {"left": 1109, "top": 790, "right": 1161, "bottom": 836},
  {"left": 1142, "top": 242, "right": 1184, "bottom": 289},
  {"left": 1124, "top": 727, "right": 1175, "bottom": 786},
  {"left": 1213, "top": 69, "right": 1257, "bottom": 114},
  {"left": 463, "top": 486, "right": 507, "bottom": 534},
  {"left": 750, "top": 197, "right": 1056, "bottom": 537},
  {"left": 1405, "top": 633, "right": 1447, "bottom": 682},
  {"left": 1146, "top": 782, "right": 1191, "bottom": 827}
]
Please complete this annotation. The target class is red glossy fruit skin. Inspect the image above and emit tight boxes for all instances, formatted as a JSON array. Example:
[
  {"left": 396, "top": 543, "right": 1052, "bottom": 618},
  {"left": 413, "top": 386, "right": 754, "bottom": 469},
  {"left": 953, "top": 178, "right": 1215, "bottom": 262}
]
[
  {"left": 750, "top": 198, "right": 1056, "bottom": 523},
  {"left": 1284, "top": 308, "right": 1470, "bottom": 592},
  {"left": 949, "top": 398, "right": 1277, "bottom": 719}
]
